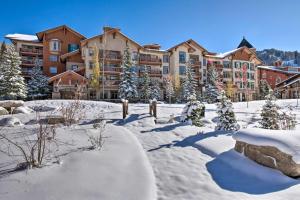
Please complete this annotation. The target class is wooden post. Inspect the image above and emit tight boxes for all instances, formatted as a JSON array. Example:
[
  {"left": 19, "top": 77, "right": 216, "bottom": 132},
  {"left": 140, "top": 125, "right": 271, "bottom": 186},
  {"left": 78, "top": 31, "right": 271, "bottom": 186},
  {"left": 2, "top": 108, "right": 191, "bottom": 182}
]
[
  {"left": 122, "top": 100, "right": 128, "bottom": 119},
  {"left": 153, "top": 101, "right": 157, "bottom": 118},
  {"left": 149, "top": 103, "right": 153, "bottom": 116}
]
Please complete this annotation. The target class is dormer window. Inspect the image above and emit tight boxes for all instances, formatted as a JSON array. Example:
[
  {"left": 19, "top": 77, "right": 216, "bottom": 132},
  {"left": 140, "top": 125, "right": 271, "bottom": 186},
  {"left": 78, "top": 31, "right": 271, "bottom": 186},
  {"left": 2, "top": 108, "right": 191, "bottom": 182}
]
[{"left": 50, "top": 39, "right": 61, "bottom": 52}]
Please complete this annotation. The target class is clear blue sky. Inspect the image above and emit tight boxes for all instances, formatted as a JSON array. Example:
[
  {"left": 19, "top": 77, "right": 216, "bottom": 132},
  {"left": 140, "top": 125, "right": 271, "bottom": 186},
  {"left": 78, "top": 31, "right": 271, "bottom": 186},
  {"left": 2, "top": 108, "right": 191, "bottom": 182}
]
[{"left": 1, "top": 0, "right": 299, "bottom": 52}]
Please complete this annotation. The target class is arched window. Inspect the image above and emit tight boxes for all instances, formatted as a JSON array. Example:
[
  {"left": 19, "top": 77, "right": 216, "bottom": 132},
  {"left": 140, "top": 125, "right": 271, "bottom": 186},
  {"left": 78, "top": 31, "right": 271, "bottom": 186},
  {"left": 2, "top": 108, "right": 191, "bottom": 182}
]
[{"left": 50, "top": 39, "right": 61, "bottom": 51}]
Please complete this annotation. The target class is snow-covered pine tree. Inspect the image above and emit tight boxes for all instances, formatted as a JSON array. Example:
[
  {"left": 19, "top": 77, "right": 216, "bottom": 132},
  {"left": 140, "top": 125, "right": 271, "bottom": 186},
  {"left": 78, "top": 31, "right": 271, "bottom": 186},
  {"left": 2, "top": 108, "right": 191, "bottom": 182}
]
[
  {"left": 150, "top": 81, "right": 161, "bottom": 100},
  {"left": 27, "top": 57, "right": 49, "bottom": 99},
  {"left": 139, "top": 67, "right": 151, "bottom": 102},
  {"left": 0, "top": 42, "right": 7, "bottom": 96},
  {"left": 164, "top": 76, "right": 174, "bottom": 104},
  {"left": 215, "top": 91, "right": 239, "bottom": 131},
  {"left": 181, "top": 95, "right": 205, "bottom": 127},
  {"left": 259, "top": 90, "right": 280, "bottom": 129},
  {"left": 205, "top": 66, "right": 220, "bottom": 103},
  {"left": 182, "top": 59, "right": 197, "bottom": 102},
  {"left": 259, "top": 79, "right": 271, "bottom": 99},
  {"left": 118, "top": 44, "right": 138, "bottom": 101},
  {"left": 0, "top": 45, "right": 27, "bottom": 99}
]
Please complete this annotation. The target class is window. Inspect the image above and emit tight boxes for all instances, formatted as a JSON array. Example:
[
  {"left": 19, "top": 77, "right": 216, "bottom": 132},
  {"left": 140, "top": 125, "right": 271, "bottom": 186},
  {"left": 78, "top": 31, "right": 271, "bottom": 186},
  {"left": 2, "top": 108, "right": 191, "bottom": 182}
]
[
  {"left": 223, "top": 61, "right": 230, "bottom": 68},
  {"left": 68, "top": 44, "right": 79, "bottom": 52},
  {"left": 235, "top": 62, "right": 240, "bottom": 68},
  {"left": 71, "top": 65, "right": 78, "bottom": 71},
  {"left": 89, "top": 48, "right": 94, "bottom": 56},
  {"left": 262, "top": 72, "right": 267, "bottom": 79},
  {"left": 223, "top": 71, "right": 231, "bottom": 78},
  {"left": 132, "top": 51, "right": 138, "bottom": 61},
  {"left": 50, "top": 39, "right": 60, "bottom": 51},
  {"left": 163, "top": 55, "right": 169, "bottom": 63},
  {"left": 203, "top": 58, "right": 207, "bottom": 66},
  {"left": 179, "top": 51, "right": 186, "bottom": 63},
  {"left": 179, "top": 66, "right": 186, "bottom": 75},
  {"left": 89, "top": 61, "right": 95, "bottom": 69},
  {"left": 49, "top": 55, "right": 58, "bottom": 62},
  {"left": 163, "top": 66, "right": 169, "bottom": 74},
  {"left": 203, "top": 69, "right": 206, "bottom": 77},
  {"left": 49, "top": 66, "right": 57, "bottom": 74}
]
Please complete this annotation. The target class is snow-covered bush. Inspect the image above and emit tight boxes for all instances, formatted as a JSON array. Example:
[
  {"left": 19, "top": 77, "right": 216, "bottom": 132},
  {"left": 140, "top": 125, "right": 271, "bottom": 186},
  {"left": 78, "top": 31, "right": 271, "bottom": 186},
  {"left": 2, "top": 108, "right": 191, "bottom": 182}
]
[
  {"left": 88, "top": 116, "right": 106, "bottom": 150},
  {"left": 27, "top": 65, "right": 49, "bottom": 99},
  {"left": 215, "top": 91, "right": 239, "bottom": 131},
  {"left": 260, "top": 91, "right": 280, "bottom": 129},
  {"left": 279, "top": 110, "right": 296, "bottom": 130},
  {"left": 182, "top": 60, "right": 197, "bottom": 102},
  {"left": 59, "top": 99, "right": 86, "bottom": 126},
  {"left": 150, "top": 81, "right": 161, "bottom": 100},
  {"left": 139, "top": 68, "right": 151, "bottom": 102},
  {"left": 204, "top": 66, "right": 220, "bottom": 103},
  {"left": 181, "top": 96, "right": 205, "bottom": 127},
  {"left": 259, "top": 79, "right": 271, "bottom": 99}
]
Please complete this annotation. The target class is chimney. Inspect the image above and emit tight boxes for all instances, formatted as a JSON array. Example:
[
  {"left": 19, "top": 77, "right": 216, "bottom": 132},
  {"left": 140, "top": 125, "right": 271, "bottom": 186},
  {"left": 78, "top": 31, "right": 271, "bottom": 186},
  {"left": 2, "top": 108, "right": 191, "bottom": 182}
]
[{"left": 103, "top": 26, "right": 120, "bottom": 33}]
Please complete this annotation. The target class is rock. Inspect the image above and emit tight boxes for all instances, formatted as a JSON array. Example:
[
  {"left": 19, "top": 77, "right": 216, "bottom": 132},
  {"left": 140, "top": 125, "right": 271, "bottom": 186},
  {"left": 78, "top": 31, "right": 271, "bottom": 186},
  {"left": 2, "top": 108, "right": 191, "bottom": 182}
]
[
  {"left": 235, "top": 141, "right": 300, "bottom": 178},
  {"left": 0, "top": 100, "right": 24, "bottom": 109},
  {"left": 0, "top": 107, "right": 9, "bottom": 115},
  {"left": 45, "top": 115, "right": 66, "bottom": 125},
  {"left": 0, "top": 117, "right": 23, "bottom": 127},
  {"left": 12, "top": 106, "right": 34, "bottom": 114}
]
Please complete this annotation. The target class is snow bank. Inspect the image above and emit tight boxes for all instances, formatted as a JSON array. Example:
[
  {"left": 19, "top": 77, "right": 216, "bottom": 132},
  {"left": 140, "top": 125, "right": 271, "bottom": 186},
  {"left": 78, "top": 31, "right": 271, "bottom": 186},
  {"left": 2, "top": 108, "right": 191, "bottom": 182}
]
[
  {"left": 0, "top": 125, "right": 156, "bottom": 200},
  {"left": 233, "top": 128, "right": 300, "bottom": 162},
  {"left": 12, "top": 106, "right": 34, "bottom": 114},
  {"left": 0, "top": 117, "right": 23, "bottom": 127},
  {"left": 0, "top": 100, "right": 24, "bottom": 108}
]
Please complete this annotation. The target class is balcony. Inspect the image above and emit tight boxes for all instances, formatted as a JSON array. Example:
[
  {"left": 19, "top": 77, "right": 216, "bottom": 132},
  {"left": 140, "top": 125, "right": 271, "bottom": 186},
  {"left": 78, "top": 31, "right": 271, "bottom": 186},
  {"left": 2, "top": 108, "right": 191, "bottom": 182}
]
[
  {"left": 101, "top": 67, "right": 122, "bottom": 73},
  {"left": 139, "top": 54, "right": 162, "bottom": 65},
  {"left": 20, "top": 48, "right": 43, "bottom": 55},
  {"left": 139, "top": 69, "right": 162, "bottom": 77},
  {"left": 100, "top": 80, "right": 121, "bottom": 87},
  {"left": 99, "top": 50, "right": 122, "bottom": 62},
  {"left": 21, "top": 59, "right": 43, "bottom": 66}
]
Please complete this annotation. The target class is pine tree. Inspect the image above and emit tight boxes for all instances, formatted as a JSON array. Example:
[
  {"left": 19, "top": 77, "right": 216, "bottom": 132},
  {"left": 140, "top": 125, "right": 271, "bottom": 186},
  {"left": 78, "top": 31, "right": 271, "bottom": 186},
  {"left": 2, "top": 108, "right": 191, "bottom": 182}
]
[
  {"left": 139, "top": 67, "right": 151, "bottom": 102},
  {"left": 118, "top": 44, "right": 138, "bottom": 101},
  {"left": 182, "top": 59, "right": 197, "bottom": 102},
  {"left": 90, "top": 46, "right": 100, "bottom": 89},
  {"left": 0, "top": 42, "right": 7, "bottom": 95},
  {"left": 164, "top": 76, "right": 174, "bottom": 104},
  {"left": 181, "top": 95, "right": 205, "bottom": 127},
  {"left": 0, "top": 45, "right": 27, "bottom": 99},
  {"left": 260, "top": 90, "right": 280, "bottom": 129},
  {"left": 27, "top": 57, "right": 49, "bottom": 99},
  {"left": 215, "top": 91, "right": 239, "bottom": 131},
  {"left": 150, "top": 81, "right": 161, "bottom": 100},
  {"left": 205, "top": 66, "right": 220, "bottom": 103}
]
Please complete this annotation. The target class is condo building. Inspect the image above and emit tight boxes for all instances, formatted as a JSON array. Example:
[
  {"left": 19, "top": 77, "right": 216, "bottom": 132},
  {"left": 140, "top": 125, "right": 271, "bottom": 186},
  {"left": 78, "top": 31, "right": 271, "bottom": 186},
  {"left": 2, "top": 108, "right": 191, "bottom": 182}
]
[{"left": 6, "top": 25, "right": 262, "bottom": 101}]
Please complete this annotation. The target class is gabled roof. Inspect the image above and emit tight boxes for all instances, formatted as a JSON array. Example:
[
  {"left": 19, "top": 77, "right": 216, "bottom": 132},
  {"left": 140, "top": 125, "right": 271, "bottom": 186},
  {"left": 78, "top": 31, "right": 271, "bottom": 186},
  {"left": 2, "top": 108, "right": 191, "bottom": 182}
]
[
  {"left": 276, "top": 74, "right": 300, "bottom": 87},
  {"left": 186, "top": 39, "right": 208, "bottom": 52},
  {"left": 238, "top": 37, "right": 254, "bottom": 48},
  {"left": 257, "top": 65, "right": 300, "bottom": 74},
  {"left": 48, "top": 70, "right": 87, "bottom": 83},
  {"left": 167, "top": 41, "right": 196, "bottom": 52},
  {"left": 36, "top": 25, "right": 86, "bottom": 41},
  {"left": 81, "top": 27, "right": 143, "bottom": 49}
]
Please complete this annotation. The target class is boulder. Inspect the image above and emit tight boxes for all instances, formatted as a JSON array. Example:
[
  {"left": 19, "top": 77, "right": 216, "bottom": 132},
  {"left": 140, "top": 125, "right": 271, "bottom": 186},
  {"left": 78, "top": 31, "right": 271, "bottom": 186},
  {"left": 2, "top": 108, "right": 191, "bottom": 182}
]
[
  {"left": 0, "top": 117, "right": 23, "bottom": 127},
  {"left": 0, "top": 100, "right": 24, "bottom": 109},
  {"left": 0, "top": 107, "right": 9, "bottom": 115},
  {"left": 12, "top": 106, "right": 34, "bottom": 114},
  {"left": 235, "top": 141, "right": 300, "bottom": 178}
]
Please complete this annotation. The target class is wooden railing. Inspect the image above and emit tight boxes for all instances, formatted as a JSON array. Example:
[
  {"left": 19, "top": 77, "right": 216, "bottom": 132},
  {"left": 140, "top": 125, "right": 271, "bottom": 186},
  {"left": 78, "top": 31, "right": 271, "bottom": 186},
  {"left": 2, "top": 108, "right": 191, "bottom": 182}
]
[{"left": 20, "top": 48, "right": 43, "bottom": 54}]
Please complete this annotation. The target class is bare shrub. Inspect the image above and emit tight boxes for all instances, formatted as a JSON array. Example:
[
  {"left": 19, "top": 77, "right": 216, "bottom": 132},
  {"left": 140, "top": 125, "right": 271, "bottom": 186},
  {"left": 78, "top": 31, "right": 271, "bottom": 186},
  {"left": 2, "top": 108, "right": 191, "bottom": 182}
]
[
  {"left": 0, "top": 112, "right": 57, "bottom": 169},
  {"left": 59, "top": 99, "right": 86, "bottom": 126},
  {"left": 279, "top": 107, "right": 297, "bottom": 130},
  {"left": 88, "top": 114, "right": 107, "bottom": 150}
]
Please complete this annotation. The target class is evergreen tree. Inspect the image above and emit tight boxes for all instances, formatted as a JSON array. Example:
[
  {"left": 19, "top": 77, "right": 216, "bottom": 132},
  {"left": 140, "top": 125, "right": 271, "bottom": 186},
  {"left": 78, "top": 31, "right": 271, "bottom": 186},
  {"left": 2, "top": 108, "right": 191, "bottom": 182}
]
[
  {"left": 205, "top": 66, "right": 220, "bottom": 103},
  {"left": 259, "top": 79, "right": 271, "bottom": 99},
  {"left": 139, "top": 67, "right": 151, "bottom": 102},
  {"left": 181, "top": 95, "right": 205, "bottom": 127},
  {"left": 215, "top": 91, "right": 239, "bottom": 131},
  {"left": 0, "top": 45, "right": 27, "bottom": 99},
  {"left": 0, "top": 42, "right": 7, "bottom": 95},
  {"left": 150, "top": 81, "right": 161, "bottom": 100},
  {"left": 260, "top": 90, "right": 280, "bottom": 129},
  {"left": 118, "top": 44, "right": 138, "bottom": 100},
  {"left": 164, "top": 76, "right": 174, "bottom": 104},
  {"left": 27, "top": 57, "right": 49, "bottom": 98},
  {"left": 182, "top": 59, "right": 197, "bottom": 101}
]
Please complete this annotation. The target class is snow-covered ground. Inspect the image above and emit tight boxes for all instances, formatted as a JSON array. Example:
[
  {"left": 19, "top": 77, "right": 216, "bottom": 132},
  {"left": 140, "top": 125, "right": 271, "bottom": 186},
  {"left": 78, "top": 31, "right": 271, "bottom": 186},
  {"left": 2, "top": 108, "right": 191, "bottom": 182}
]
[{"left": 0, "top": 99, "right": 300, "bottom": 200}]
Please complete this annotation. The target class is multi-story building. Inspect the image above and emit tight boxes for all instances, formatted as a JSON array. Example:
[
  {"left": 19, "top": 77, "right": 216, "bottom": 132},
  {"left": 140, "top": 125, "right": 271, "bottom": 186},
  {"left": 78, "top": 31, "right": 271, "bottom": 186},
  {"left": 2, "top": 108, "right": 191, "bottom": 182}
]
[
  {"left": 6, "top": 25, "right": 87, "bottom": 99},
  {"left": 205, "top": 38, "right": 262, "bottom": 101},
  {"left": 6, "top": 26, "right": 264, "bottom": 102}
]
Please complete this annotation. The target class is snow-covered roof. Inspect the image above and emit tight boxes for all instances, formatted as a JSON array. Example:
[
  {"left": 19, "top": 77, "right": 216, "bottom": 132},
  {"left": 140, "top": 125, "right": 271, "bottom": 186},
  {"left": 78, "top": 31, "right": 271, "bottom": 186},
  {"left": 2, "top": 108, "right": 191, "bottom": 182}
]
[
  {"left": 257, "top": 65, "right": 300, "bottom": 74},
  {"left": 5, "top": 33, "right": 39, "bottom": 42},
  {"left": 205, "top": 48, "right": 243, "bottom": 58}
]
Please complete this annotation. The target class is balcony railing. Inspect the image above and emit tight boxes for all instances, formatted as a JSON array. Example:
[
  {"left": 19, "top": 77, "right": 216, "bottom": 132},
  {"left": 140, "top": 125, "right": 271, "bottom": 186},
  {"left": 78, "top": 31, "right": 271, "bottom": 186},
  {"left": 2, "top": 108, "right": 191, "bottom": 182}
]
[
  {"left": 101, "top": 67, "right": 122, "bottom": 73},
  {"left": 139, "top": 69, "right": 162, "bottom": 76},
  {"left": 139, "top": 55, "right": 162, "bottom": 65},
  {"left": 99, "top": 50, "right": 122, "bottom": 62},
  {"left": 20, "top": 48, "right": 43, "bottom": 54},
  {"left": 100, "top": 80, "right": 121, "bottom": 87},
  {"left": 21, "top": 59, "right": 43, "bottom": 66}
]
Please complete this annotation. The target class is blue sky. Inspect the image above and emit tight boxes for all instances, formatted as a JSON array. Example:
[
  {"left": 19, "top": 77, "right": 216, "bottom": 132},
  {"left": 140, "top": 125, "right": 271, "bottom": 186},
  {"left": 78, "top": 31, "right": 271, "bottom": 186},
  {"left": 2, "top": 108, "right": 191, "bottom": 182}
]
[{"left": 1, "top": 0, "right": 299, "bottom": 52}]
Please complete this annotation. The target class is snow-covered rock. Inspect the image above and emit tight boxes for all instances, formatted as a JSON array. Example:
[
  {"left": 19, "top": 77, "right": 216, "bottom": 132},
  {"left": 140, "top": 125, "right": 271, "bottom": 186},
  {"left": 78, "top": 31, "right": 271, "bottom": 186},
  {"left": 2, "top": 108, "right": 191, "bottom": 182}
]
[
  {"left": 12, "top": 106, "right": 34, "bottom": 114},
  {"left": 0, "top": 117, "right": 23, "bottom": 127},
  {"left": 0, "top": 107, "right": 9, "bottom": 115},
  {"left": 0, "top": 100, "right": 24, "bottom": 109},
  {"left": 234, "top": 128, "right": 300, "bottom": 177}
]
